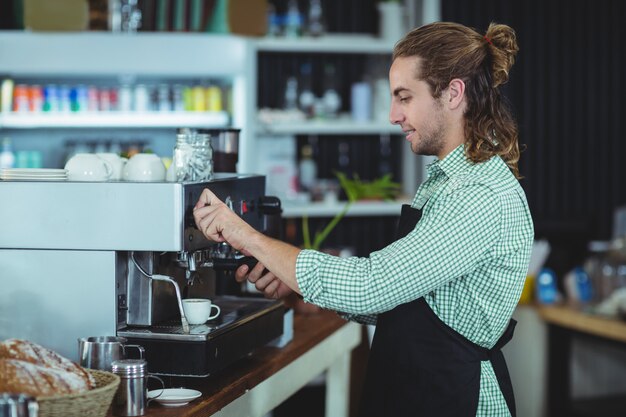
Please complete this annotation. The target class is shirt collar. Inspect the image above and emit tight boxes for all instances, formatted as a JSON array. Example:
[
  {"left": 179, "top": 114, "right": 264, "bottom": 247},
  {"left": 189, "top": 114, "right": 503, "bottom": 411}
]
[{"left": 427, "top": 144, "right": 472, "bottom": 179}]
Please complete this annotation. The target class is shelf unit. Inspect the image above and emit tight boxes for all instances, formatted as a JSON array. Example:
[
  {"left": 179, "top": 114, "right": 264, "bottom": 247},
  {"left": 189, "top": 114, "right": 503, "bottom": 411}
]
[
  {"left": 0, "top": 32, "right": 249, "bottom": 77},
  {"left": 0, "top": 31, "right": 420, "bottom": 218},
  {"left": 252, "top": 34, "right": 420, "bottom": 217},
  {"left": 254, "top": 34, "right": 396, "bottom": 54},
  {"left": 0, "top": 31, "right": 257, "bottom": 172},
  {"left": 0, "top": 111, "right": 230, "bottom": 129},
  {"left": 282, "top": 199, "right": 410, "bottom": 218},
  {"left": 257, "top": 114, "right": 400, "bottom": 136}
]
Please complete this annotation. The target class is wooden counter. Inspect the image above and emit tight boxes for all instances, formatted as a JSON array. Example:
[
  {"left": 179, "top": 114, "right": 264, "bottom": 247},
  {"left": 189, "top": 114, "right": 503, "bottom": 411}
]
[
  {"left": 538, "top": 304, "right": 626, "bottom": 344},
  {"left": 537, "top": 304, "right": 626, "bottom": 417},
  {"left": 110, "top": 310, "right": 361, "bottom": 417}
]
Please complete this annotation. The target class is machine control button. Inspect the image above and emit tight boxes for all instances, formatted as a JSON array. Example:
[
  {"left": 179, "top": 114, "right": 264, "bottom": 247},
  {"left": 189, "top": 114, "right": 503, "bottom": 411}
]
[
  {"left": 240, "top": 200, "right": 248, "bottom": 214},
  {"left": 224, "top": 196, "right": 234, "bottom": 211}
]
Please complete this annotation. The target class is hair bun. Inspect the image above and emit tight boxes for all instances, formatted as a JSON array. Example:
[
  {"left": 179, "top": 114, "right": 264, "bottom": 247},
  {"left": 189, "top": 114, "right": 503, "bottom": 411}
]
[{"left": 485, "top": 22, "right": 519, "bottom": 87}]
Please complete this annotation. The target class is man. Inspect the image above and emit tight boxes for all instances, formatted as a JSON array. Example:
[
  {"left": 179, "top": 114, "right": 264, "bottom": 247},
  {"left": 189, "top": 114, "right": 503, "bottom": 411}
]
[{"left": 194, "top": 21, "right": 533, "bottom": 417}]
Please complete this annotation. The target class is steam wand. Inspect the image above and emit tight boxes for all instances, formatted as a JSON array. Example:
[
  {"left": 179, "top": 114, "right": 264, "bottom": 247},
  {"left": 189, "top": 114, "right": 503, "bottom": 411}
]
[{"left": 130, "top": 252, "right": 190, "bottom": 334}]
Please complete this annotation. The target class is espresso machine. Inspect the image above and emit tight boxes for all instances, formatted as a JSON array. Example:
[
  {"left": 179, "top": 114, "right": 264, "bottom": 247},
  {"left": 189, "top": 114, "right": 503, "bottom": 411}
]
[{"left": 0, "top": 174, "right": 284, "bottom": 377}]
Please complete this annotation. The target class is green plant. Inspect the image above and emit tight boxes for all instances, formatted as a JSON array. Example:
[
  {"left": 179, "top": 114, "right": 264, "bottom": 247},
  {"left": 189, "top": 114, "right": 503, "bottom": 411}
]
[
  {"left": 336, "top": 172, "right": 401, "bottom": 201},
  {"left": 302, "top": 172, "right": 401, "bottom": 250},
  {"left": 302, "top": 198, "right": 352, "bottom": 251}
]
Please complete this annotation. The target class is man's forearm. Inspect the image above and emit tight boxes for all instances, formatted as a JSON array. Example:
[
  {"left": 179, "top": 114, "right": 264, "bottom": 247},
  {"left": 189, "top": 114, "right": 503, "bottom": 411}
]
[{"left": 245, "top": 231, "right": 303, "bottom": 294}]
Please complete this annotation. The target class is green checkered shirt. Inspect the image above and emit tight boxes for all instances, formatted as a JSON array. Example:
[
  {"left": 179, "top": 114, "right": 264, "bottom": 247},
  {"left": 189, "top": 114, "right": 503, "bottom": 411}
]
[{"left": 296, "top": 144, "right": 534, "bottom": 416}]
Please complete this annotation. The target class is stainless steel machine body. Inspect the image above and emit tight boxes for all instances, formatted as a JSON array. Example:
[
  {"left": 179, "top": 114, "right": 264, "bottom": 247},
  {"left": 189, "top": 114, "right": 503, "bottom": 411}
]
[{"left": 0, "top": 174, "right": 283, "bottom": 375}]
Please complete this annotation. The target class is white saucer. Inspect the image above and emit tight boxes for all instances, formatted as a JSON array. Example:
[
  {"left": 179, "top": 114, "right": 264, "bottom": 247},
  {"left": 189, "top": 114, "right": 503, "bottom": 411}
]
[
  {"left": 1, "top": 168, "right": 67, "bottom": 175},
  {"left": 0, "top": 176, "right": 67, "bottom": 181},
  {"left": 0, "top": 168, "right": 68, "bottom": 181},
  {"left": 148, "top": 388, "right": 201, "bottom": 407}
]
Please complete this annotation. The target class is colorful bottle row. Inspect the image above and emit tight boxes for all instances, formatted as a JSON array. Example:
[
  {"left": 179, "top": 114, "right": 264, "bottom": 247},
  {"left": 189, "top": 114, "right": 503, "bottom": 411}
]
[{"left": 1, "top": 80, "right": 228, "bottom": 114}]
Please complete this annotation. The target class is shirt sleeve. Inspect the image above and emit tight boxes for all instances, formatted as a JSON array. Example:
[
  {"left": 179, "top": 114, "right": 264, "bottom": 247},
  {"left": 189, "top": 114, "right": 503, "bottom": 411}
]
[{"left": 296, "top": 183, "right": 502, "bottom": 315}]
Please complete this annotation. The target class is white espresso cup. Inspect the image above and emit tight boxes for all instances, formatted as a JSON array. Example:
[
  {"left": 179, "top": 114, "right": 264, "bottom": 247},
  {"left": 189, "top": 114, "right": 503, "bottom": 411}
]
[
  {"left": 96, "top": 153, "right": 126, "bottom": 181},
  {"left": 123, "top": 153, "right": 166, "bottom": 182},
  {"left": 65, "top": 153, "right": 113, "bottom": 182},
  {"left": 182, "top": 298, "right": 221, "bottom": 325}
]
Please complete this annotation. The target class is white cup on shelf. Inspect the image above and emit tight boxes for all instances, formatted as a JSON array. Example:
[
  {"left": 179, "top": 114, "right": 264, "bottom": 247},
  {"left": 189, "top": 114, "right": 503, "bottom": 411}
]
[
  {"left": 96, "top": 153, "right": 126, "bottom": 181},
  {"left": 122, "top": 153, "right": 166, "bottom": 182},
  {"left": 65, "top": 153, "right": 112, "bottom": 182}
]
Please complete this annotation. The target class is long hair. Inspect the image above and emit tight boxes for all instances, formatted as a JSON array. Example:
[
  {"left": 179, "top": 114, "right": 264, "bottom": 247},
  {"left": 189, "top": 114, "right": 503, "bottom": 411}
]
[{"left": 393, "top": 22, "right": 522, "bottom": 178}]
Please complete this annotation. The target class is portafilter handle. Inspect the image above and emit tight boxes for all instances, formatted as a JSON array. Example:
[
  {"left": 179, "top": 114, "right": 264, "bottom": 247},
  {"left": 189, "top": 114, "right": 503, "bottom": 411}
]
[
  {"left": 210, "top": 255, "right": 259, "bottom": 271},
  {"left": 151, "top": 274, "right": 190, "bottom": 334}
]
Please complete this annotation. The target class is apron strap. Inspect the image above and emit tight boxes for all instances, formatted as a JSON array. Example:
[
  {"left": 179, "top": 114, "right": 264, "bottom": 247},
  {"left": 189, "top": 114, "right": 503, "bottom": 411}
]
[
  {"left": 488, "top": 319, "right": 517, "bottom": 417},
  {"left": 491, "top": 319, "right": 516, "bottom": 353}
]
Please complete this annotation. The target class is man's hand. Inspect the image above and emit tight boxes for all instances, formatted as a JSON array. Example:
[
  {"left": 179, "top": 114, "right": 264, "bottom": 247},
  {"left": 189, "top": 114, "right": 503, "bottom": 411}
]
[
  {"left": 195, "top": 188, "right": 303, "bottom": 296},
  {"left": 193, "top": 188, "right": 257, "bottom": 253},
  {"left": 235, "top": 262, "right": 294, "bottom": 299}
]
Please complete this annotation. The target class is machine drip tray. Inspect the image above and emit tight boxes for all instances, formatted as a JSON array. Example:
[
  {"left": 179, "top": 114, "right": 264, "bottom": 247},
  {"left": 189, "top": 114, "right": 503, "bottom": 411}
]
[{"left": 118, "top": 296, "right": 285, "bottom": 377}]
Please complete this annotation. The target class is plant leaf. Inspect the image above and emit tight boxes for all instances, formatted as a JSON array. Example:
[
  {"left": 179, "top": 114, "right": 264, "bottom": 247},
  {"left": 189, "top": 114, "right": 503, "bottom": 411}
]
[
  {"left": 302, "top": 215, "right": 312, "bottom": 249},
  {"left": 311, "top": 200, "right": 353, "bottom": 250}
]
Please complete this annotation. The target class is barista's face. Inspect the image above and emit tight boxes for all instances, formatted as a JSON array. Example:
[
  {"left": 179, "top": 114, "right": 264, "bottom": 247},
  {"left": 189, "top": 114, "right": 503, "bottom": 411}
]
[{"left": 389, "top": 57, "right": 447, "bottom": 158}]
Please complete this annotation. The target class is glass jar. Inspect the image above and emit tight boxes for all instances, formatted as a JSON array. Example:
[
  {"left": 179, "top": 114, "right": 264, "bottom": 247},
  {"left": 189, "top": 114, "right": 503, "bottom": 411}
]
[
  {"left": 189, "top": 133, "right": 213, "bottom": 181},
  {"left": 168, "top": 130, "right": 213, "bottom": 182},
  {"left": 168, "top": 132, "right": 194, "bottom": 182}
]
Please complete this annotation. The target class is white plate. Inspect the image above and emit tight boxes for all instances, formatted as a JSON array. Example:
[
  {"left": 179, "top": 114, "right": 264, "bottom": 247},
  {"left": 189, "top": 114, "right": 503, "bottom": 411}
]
[
  {"left": 0, "top": 168, "right": 67, "bottom": 175},
  {"left": 0, "top": 177, "right": 68, "bottom": 181},
  {"left": 1, "top": 174, "right": 67, "bottom": 178},
  {"left": 148, "top": 388, "right": 201, "bottom": 407}
]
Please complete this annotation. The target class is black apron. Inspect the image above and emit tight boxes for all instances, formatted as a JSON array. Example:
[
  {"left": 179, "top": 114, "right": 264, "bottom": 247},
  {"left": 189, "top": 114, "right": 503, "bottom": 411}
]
[{"left": 359, "top": 204, "right": 517, "bottom": 417}]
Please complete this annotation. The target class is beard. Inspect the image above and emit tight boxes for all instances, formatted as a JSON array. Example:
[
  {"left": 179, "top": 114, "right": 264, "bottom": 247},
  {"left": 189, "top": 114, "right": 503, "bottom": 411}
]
[{"left": 411, "top": 105, "right": 447, "bottom": 157}]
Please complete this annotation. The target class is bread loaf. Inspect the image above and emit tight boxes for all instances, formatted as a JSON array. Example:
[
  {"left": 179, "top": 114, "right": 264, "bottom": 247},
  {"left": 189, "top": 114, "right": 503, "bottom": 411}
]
[
  {"left": 0, "top": 358, "right": 91, "bottom": 397},
  {"left": 0, "top": 339, "right": 95, "bottom": 390}
]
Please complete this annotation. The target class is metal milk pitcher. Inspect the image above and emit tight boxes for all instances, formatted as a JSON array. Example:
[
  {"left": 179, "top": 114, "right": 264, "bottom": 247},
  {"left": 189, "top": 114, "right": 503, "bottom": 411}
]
[{"left": 78, "top": 336, "right": 145, "bottom": 371}]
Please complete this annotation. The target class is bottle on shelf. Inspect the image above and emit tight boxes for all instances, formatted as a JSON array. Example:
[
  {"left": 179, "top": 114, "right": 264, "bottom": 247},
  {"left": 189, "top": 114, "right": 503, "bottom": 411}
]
[
  {"left": 298, "top": 62, "right": 315, "bottom": 118},
  {"left": 118, "top": 84, "right": 133, "bottom": 112},
  {"left": 322, "top": 63, "right": 341, "bottom": 118},
  {"left": 307, "top": 0, "right": 325, "bottom": 37},
  {"left": 12, "top": 84, "right": 29, "bottom": 113},
  {"left": 351, "top": 81, "right": 372, "bottom": 122},
  {"left": 133, "top": 84, "right": 150, "bottom": 112},
  {"left": 266, "top": 2, "right": 282, "bottom": 37},
  {"left": 121, "top": 0, "right": 142, "bottom": 33},
  {"left": 171, "top": 84, "right": 185, "bottom": 112},
  {"left": 298, "top": 144, "right": 317, "bottom": 193},
  {"left": 94, "top": 141, "right": 108, "bottom": 154},
  {"left": 1, "top": 79, "right": 14, "bottom": 113},
  {"left": 0, "top": 138, "right": 15, "bottom": 169},
  {"left": 206, "top": 85, "right": 223, "bottom": 112},
  {"left": 337, "top": 140, "right": 350, "bottom": 175},
  {"left": 29, "top": 85, "right": 43, "bottom": 113},
  {"left": 284, "top": 0, "right": 303, "bottom": 38},
  {"left": 284, "top": 76, "right": 299, "bottom": 111},
  {"left": 109, "top": 141, "right": 123, "bottom": 156},
  {"left": 157, "top": 84, "right": 172, "bottom": 112}
]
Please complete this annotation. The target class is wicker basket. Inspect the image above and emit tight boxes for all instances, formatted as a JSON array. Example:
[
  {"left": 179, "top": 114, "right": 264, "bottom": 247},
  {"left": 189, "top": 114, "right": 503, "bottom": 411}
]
[{"left": 37, "top": 369, "right": 120, "bottom": 417}]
